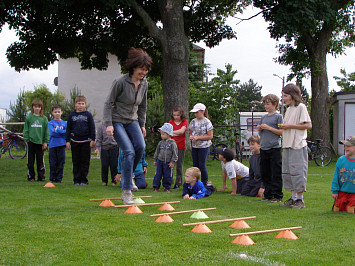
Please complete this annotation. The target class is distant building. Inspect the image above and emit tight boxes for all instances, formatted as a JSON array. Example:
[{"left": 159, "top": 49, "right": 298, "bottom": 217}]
[
  {"left": 331, "top": 90, "right": 355, "bottom": 155},
  {"left": 0, "top": 108, "right": 6, "bottom": 123},
  {"left": 57, "top": 54, "right": 122, "bottom": 123}
]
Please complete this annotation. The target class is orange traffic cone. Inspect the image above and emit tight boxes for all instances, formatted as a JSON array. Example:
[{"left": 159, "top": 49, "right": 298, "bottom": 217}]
[
  {"left": 99, "top": 199, "right": 115, "bottom": 207},
  {"left": 191, "top": 224, "right": 212, "bottom": 233},
  {"left": 125, "top": 205, "right": 143, "bottom": 213},
  {"left": 155, "top": 214, "right": 174, "bottom": 223},
  {"left": 43, "top": 182, "right": 55, "bottom": 188},
  {"left": 230, "top": 220, "right": 251, "bottom": 229},
  {"left": 158, "top": 203, "right": 175, "bottom": 211},
  {"left": 231, "top": 235, "right": 255, "bottom": 245},
  {"left": 275, "top": 230, "right": 298, "bottom": 240}
]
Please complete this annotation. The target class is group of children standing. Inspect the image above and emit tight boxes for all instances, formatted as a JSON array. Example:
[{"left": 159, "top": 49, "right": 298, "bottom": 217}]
[{"left": 22, "top": 83, "right": 354, "bottom": 213}]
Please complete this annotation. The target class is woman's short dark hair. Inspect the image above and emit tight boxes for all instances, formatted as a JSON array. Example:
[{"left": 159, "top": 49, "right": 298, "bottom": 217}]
[
  {"left": 282, "top": 84, "right": 302, "bottom": 106},
  {"left": 124, "top": 48, "right": 152, "bottom": 76}
]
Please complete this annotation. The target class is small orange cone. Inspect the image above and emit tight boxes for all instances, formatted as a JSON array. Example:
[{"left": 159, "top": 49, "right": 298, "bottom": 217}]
[
  {"left": 125, "top": 205, "right": 143, "bottom": 213},
  {"left": 155, "top": 214, "right": 174, "bottom": 223},
  {"left": 191, "top": 224, "right": 212, "bottom": 233},
  {"left": 232, "top": 235, "right": 255, "bottom": 245},
  {"left": 230, "top": 220, "right": 251, "bottom": 229},
  {"left": 43, "top": 182, "right": 55, "bottom": 188},
  {"left": 158, "top": 203, "right": 175, "bottom": 211},
  {"left": 99, "top": 200, "right": 115, "bottom": 207},
  {"left": 275, "top": 230, "right": 298, "bottom": 239}
]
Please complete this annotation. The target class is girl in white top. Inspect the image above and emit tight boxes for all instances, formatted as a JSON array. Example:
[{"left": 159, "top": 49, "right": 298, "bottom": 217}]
[
  {"left": 279, "top": 84, "right": 312, "bottom": 209},
  {"left": 189, "top": 103, "right": 213, "bottom": 185}
]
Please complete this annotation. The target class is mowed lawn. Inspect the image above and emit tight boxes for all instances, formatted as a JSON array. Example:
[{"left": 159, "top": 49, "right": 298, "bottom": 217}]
[{"left": 0, "top": 152, "right": 354, "bottom": 265}]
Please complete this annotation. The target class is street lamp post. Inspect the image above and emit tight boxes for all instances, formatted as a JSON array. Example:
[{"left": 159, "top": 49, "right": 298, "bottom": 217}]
[{"left": 273, "top": 74, "right": 285, "bottom": 117}]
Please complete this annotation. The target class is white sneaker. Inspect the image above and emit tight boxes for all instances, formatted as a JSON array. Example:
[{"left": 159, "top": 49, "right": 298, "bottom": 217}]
[
  {"left": 122, "top": 190, "right": 134, "bottom": 205},
  {"left": 132, "top": 176, "right": 138, "bottom": 192}
]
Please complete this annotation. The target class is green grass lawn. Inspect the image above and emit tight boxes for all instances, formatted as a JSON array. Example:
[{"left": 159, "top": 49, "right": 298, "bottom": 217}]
[{"left": 0, "top": 152, "right": 354, "bottom": 265}]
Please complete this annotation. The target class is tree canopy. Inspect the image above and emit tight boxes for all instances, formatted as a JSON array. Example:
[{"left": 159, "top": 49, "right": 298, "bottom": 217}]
[{"left": 253, "top": 0, "right": 355, "bottom": 143}]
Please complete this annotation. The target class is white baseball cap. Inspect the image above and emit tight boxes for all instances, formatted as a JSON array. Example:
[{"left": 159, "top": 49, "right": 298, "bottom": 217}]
[{"left": 190, "top": 103, "right": 206, "bottom": 112}]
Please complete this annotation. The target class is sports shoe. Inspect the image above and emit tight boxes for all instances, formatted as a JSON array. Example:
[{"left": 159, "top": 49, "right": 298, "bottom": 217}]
[
  {"left": 290, "top": 199, "right": 305, "bottom": 209},
  {"left": 102, "top": 182, "right": 107, "bottom": 186},
  {"left": 207, "top": 180, "right": 217, "bottom": 192},
  {"left": 27, "top": 178, "right": 35, "bottom": 182},
  {"left": 279, "top": 198, "right": 295, "bottom": 207},
  {"left": 80, "top": 182, "right": 88, "bottom": 186},
  {"left": 111, "top": 182, "right": 116, "bottom": 187},
  {"left": 122, "top": 190, "right": 134, "bottom": 205},
  {"left": 153, "top": 188, "right": 159, "bottom": 192},
  {"left": 164, "top": 188, "right": 171, "bottom": 193},
  {"left": 270, "top": 198, "right": 282, "bottom": 203},
  {"left": 173, "top": 185, "right": 180, "bottom": 189},
  {"left": 74, "top": 183, "right": 80, "bottom": 186},
  {"left": 259, "top": 197, "right": 271, "bottom": 202},
  {"left": 132, "top": 176, "right": 138, "bottom": 192}
]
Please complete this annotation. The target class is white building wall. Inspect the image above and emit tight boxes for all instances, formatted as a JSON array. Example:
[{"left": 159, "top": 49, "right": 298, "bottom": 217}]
[
  {"left": 58, "top": 54, "right": 122, "bottom": 123},
  {"left": 0, "top": 108, "right": 6, "bottom": 122}
]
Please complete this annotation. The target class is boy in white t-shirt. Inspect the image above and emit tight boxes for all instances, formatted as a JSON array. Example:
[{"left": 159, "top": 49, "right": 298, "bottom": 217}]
[{"left": 217, "top": 147, "right": 249, "bottom": 194}]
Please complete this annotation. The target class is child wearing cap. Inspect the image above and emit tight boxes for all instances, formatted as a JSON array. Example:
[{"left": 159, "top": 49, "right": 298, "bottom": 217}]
[
  {"left": 217, "top": 147, "right": 249, "bottom": 195},
  {"left": 153, "top": 123, "right": 178, "bottom": 192},
  {"left": 331, "top": 136, "right": 355, "bottom": 213},
  {"left": 189, "top": 103, "right": 214, "bottom": 186}
]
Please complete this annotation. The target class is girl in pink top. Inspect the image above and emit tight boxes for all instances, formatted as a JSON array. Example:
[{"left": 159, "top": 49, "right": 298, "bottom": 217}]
[{"left": 169, "top": 106, "right": 188, "bottom": 189}]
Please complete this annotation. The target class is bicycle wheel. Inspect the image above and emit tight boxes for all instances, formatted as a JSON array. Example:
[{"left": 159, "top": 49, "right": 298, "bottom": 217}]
[
  {"left": 9, "top": 139, "right": 28, "bottom": 159},
  {"left": 314, "top": 146, "right": 332, "bottom": 167},
  {"left": 214, "top": 143, "right": 227, "bottom": 161}
]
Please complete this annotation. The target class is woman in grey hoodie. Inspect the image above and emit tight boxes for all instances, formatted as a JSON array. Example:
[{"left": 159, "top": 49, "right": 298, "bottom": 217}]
[{"left": 103, "top": 48, "right": 152, "bottom": 205}]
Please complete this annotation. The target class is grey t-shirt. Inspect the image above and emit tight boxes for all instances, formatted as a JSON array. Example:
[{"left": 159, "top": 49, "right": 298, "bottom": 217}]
[{"left": 259, "top": 113, "right": 283, "bottom": 150}]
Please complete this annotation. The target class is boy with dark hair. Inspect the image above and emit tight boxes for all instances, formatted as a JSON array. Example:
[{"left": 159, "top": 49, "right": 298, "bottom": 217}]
[
  {"left": 66, "top": 96, "right": 95, "bottom": 185},
  {"left": 256, "top": 94, "right": 283, "bottom": 203},
  {"left": 217, "top": 147, "right": 249, "bottom": 195},
  {"left": 241, "top": 135, "right": 265, "bottom": 197},
  {"left": 48, "top": 104, "right": 67, "bottom": 183}
]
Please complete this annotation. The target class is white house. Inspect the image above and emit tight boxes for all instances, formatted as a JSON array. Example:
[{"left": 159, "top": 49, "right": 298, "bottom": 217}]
[{"left": 57, "top": 54, "right": 122, "bottom": 123}]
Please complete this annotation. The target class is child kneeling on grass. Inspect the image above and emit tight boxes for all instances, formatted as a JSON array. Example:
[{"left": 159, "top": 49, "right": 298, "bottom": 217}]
[
  {"left": 182, "top": 167, "right": 213, "bottom": 199},
  {"left": 217, "top": 147, "right": 249, "bottom": 195},
  {"left": 331, "top": 136, "right": 355, "bottom": 214}
]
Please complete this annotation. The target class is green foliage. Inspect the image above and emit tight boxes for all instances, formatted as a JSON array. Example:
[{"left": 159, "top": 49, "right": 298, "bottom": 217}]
[
  {"left": 333, "top": 68, "right": 355, "bottom": 91},
  {"left": 2, "top": 0, "right": 250, "bottom": 72},
  {"left": 237, "top": 79, "right": 264, "bottom": 111},
  {"left": 190, "top": 64, "right": 241, "bottom": 146},
  {"left": 145, "top": 92, "right": 164, "bottom": 156},
  {"left": 6, "top": 90, "right": 28, "bottom": 132}
]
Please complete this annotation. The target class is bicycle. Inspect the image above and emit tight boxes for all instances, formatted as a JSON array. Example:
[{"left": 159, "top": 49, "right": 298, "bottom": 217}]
[
  {"left": 234, "top": 131, "right": 243, "bottom": 162},
  {"left": 307, "top": 139, "right": 333, "bottom": 167},
  {"left": 208, "top": 136, "right": 227, "bottom": 161},
  {"left": 0, "top": 132, "right": 28, "bottom": 159}
]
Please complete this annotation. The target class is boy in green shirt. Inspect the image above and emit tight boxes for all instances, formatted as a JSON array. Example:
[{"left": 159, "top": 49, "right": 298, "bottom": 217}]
[{"left": 23, "top": 99, "right": 50, "bottom": 181}]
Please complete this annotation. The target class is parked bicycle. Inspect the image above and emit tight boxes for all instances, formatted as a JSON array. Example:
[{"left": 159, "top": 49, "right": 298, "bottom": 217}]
[
  {"left": 0, "top": 132, "right": 28, "bottom": 159},
  {"left": 208, "top": 136, "right": 227, "bottom": 161},
  {"left": 234, "top": 131, "right": 243, "bottom": 162},
  {"left": 307, "top": 139, "right": 332, "bottom": 167}
]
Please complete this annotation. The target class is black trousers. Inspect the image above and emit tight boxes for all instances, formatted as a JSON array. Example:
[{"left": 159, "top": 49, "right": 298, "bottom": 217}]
[
  {"left": 27, "top": 141, "right": 45, "bottom": 180},
  {"left": 49, "top": 146, "right": 66, "bottom": 182},
  {"left": 260, "top": 148, "right": 283, "bottom": 199},
  {"left": 71, "top": 141, "right": 91, "bottom": 184},
  {"left": 101, "top": 147, "right": 118, "bottom": 183}
]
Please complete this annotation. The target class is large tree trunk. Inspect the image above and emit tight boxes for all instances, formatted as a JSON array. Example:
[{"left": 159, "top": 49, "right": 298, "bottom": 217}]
[
  {"left": 130, "top": 0, "right": 190, "bottom": 121},
  {"left": 158, "top": 0, "right": 190, "bottom": 121},
  {"left": 308, "top": 41, "right": 331, "bottom": 145}
]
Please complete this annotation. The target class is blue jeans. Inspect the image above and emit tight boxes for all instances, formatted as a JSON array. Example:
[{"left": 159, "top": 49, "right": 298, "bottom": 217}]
[
  {"left": 153, "top": 159, "right": 173, "bottom": 189},
  {"left": 191, "top": 147, "right": 209, "bottom": 185},
  {"left": 113, "top": 121, "right": 145, "bottom": 190}
]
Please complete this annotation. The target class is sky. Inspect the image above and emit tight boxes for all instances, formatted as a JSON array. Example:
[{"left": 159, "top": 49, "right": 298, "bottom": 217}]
[{"left": 1, "top": 7, "right": 355, "bottom": 111}]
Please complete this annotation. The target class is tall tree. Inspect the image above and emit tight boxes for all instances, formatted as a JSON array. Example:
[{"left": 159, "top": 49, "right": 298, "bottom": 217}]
[
  {"left": 333, "top": 68, "right": 355, "bottom": 91},
  {"left": 2, "top": 0, "right": 250, "bottom": 120},
  {"left": 253, "top": 0, "right": 355, "bottom": 144},
  {"left": 237, "top": 79, "right": 263, "bottom": 112}
]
